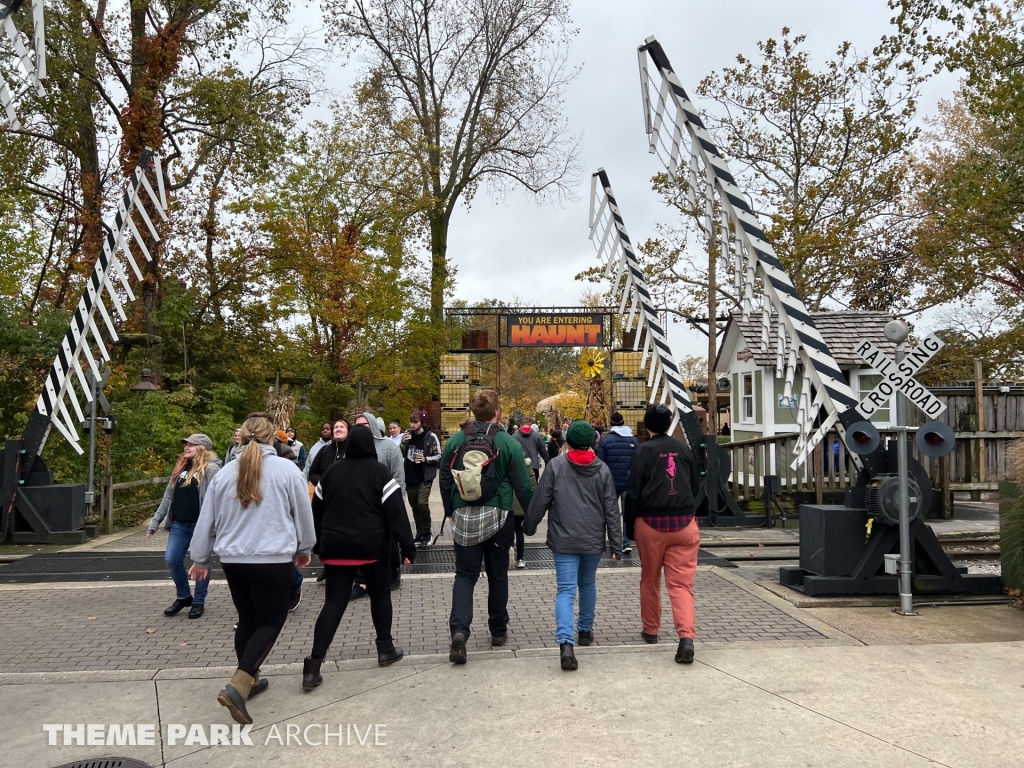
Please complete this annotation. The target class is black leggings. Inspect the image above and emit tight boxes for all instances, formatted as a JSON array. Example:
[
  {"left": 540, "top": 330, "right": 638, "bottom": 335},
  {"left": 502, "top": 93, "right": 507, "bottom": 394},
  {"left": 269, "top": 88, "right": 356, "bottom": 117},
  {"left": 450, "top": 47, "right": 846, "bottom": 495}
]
[
  {"left": 513, "top": 515, "right": 525, "bottom": 560},
  {"left": 222, "top": 562, "right": 293, "bottom": 676},
  {"left": 312, "top": 559, "right": 393, "bottom": 659}
]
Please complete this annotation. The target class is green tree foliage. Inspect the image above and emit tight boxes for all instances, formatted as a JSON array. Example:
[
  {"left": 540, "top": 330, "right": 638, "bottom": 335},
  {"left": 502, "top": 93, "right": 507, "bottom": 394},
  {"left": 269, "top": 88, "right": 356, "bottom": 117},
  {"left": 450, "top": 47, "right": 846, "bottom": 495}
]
[{"left": 890, "top": 0, "right": 1024, "bottom": 377}]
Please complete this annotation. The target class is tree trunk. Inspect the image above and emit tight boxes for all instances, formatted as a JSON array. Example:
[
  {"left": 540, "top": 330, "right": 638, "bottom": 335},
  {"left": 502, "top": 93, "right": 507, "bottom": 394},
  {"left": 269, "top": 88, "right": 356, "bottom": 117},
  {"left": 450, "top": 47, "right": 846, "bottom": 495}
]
[{"left": 429, "top": 211, "right": 449, "bottom": 323}]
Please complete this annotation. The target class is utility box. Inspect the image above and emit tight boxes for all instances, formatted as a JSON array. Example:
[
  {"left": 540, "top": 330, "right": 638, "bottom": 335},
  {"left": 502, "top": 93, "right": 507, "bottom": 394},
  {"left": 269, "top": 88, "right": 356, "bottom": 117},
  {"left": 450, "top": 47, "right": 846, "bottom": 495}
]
[{"left": 799, "top": 504, "right": 869, "bottom": 577}]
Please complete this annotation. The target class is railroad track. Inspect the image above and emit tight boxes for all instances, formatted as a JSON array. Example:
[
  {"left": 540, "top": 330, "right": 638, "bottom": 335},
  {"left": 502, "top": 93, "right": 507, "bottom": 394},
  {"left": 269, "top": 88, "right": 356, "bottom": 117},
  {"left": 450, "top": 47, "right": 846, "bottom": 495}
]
[{"left": 703, "top": 537, "right": 1001, "bottom": 564}]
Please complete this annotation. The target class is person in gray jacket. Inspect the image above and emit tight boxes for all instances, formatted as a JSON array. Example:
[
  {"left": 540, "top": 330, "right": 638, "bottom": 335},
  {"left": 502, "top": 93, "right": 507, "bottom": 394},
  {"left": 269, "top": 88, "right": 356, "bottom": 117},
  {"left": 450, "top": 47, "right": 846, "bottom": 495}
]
[
  {"left": 188, "top": 413, "right": 316, "bottom": 726},
  {"left": 146, "top": 434, "right": 221, "bottom": 619},
  {"left": 524, "top": 421, "right": 622, "bottom": 671}
]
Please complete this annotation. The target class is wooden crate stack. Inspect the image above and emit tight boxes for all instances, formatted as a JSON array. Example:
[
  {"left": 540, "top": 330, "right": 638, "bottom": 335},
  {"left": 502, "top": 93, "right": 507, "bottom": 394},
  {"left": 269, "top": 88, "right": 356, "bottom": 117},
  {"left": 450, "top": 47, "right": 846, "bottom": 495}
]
[
  {"left": 440, "top": 354, "right": 471, "bottom": 444},
  {"left": 612, "top": 351, "right": 649, "bottom": 430}
]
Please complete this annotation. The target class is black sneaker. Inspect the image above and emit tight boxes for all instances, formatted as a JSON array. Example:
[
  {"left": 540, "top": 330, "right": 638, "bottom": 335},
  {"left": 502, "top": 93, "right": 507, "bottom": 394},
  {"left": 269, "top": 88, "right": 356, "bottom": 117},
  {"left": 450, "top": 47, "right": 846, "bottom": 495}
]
[
  {"left": 490, "top": 634, "right": 507, "bottom": 647},
  {"left": 449, "top": 633, "right": 467, "bottom": 664},
  {"left": 390, "top": 572, "right": 401, "bottom": 591},
  {"left": 316, "top": 570, "right": 327, "bottom": 583},
  {"left": 640, "top": 631, "right": 659, "bottom": 644},
  {"left": 164, "top": 597, "right": 192, "bottom": 616},
  {"left": 577, "top": 630, "right": 594, "bottom": 647},
  {"left": 288, "top": 588, "right": 301, "bottom": 611},
  {"left": 187, "top": 603, "right": 205, "bottom": 619},
  {"left": 415, "top": 533, "right": 430, "bottom": 547},
  {"left": 351, "top": 584, "right": 368, "bottom": 600}
]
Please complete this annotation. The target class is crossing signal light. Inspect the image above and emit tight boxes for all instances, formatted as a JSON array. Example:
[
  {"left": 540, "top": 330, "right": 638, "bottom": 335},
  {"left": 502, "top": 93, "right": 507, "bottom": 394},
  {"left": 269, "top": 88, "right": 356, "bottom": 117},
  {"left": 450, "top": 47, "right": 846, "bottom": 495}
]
[
  {"left": 846, "top": 421, "right": 880, "bottom": 455},
  {"left": 915, "top": 421, "right": 956, "bottom": 458}
]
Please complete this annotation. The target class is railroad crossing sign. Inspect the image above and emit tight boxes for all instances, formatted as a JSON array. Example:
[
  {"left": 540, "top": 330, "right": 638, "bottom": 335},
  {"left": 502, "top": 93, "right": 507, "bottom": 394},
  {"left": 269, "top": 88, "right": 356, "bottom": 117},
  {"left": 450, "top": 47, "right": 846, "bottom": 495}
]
[{"left": 853, "top": 334, "right": 947, "bottom": 419}]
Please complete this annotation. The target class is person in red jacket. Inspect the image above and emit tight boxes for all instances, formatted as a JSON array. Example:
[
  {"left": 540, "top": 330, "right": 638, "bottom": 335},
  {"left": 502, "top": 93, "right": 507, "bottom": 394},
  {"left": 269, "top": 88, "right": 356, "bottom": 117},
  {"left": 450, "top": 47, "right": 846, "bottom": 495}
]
[{"left": 625, "top": 404, "right": 702, "bottom": 664}]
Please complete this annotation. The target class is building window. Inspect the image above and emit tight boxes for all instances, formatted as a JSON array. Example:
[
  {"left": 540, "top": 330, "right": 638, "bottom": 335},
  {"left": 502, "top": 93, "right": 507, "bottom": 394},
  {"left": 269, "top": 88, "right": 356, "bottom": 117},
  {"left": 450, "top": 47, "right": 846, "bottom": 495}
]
[
  {"left": 741, "top": 373, "right": 755, "bottom": 422},
  {"left": 858, "top": 374, "right": 890, "bottom": 422}
]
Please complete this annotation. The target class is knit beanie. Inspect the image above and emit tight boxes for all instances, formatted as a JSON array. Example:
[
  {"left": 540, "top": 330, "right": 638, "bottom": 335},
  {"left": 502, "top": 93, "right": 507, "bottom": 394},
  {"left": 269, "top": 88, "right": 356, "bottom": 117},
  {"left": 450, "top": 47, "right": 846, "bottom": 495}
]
[
  {"left": 610, "top": 411, "right": 624, "bottom": 426},
  {"left": 644, "top": 404, "right": 673, "bottom": 435},
  {"left": 566, "top": 420, "right": 596, "bottom": 449}
]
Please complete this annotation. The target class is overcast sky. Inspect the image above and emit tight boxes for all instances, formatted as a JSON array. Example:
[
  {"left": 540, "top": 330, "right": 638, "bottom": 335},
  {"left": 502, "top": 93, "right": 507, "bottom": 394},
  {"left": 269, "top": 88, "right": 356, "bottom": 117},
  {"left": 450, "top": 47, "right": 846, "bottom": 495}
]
[{"left": 291, "top": 0, "right": 959, "bottom": 357}]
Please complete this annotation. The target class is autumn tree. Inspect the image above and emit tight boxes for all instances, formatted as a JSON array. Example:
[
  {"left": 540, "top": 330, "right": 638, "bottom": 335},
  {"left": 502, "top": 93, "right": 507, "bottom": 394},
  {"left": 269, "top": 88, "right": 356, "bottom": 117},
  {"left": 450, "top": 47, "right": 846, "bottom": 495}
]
[
  {"left": 322, "top": 0, "right": 582, "bottom": 325},
  {"left": 889, "top": 1, "right": 1024, "bottom": 376},
  {"left": 694, "top": 29, "right": 924, "bottom": 311}
]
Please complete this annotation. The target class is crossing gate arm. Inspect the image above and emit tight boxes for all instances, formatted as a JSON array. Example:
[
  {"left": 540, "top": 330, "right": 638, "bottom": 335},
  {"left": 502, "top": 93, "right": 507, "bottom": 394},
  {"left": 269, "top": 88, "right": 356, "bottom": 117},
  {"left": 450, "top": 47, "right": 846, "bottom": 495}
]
[
  {"left": 637, "top": 36, "right": 870, "bottom": 472},
  {"left": 22, "top": 149, "right": 167, "bottom": 474}
]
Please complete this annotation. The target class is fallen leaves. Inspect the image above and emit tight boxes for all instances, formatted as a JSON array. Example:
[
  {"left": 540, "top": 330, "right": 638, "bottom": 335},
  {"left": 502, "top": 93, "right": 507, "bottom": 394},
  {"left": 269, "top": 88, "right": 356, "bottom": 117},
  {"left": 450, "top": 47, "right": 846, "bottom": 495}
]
[{"left": 145, "top": 628, "right": 156, "bottom": 634}]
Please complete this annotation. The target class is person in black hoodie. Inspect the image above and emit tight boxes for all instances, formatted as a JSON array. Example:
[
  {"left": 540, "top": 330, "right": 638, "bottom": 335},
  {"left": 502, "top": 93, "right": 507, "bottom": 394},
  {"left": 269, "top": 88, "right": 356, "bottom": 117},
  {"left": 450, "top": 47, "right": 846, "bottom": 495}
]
[
  {"left": 307, "top": 418, "right": 348, "bottom": 486},
  {"left": 302, "top": 425, "right": 416, "bottom": 690},
  {"left": 625, "top": 404, "right": 702, "bottom": 665}
]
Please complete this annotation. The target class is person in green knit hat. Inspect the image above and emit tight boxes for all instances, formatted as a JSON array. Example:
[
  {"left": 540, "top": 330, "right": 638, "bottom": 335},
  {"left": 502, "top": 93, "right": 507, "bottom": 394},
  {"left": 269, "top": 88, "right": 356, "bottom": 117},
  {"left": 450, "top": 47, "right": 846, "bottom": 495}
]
[{"left": 525, "top": 420, "right": 622, "bottom": 671}]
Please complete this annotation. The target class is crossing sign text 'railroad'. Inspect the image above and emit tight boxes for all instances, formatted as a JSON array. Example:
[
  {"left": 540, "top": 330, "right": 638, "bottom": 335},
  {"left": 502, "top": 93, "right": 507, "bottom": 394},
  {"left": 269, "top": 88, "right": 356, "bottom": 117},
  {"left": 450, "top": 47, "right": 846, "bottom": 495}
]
[{"left": 853, "top": 334, "right": 947, "bottom": 419}]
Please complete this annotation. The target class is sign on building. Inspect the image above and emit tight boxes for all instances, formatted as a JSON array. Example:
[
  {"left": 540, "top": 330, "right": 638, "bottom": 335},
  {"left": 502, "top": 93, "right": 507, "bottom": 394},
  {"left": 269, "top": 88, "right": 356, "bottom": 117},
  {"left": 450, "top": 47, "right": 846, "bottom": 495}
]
[{"left": 505, "top": 313, "right": 607, "bottom": 347}]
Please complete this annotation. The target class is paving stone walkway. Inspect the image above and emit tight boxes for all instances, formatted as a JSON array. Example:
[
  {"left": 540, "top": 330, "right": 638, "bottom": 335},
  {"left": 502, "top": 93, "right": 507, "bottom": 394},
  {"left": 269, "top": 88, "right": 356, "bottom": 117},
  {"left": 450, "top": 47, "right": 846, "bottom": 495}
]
[{"left": 0, "top": 568, "right": 823, "bottom": 673}]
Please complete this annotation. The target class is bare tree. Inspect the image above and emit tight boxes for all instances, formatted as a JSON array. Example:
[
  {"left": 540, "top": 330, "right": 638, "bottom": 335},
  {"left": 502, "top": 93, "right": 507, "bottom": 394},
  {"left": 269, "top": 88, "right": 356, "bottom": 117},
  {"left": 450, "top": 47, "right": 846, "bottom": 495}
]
[{"left": 323, "top": 0, "right": 582, "bottom": 323}]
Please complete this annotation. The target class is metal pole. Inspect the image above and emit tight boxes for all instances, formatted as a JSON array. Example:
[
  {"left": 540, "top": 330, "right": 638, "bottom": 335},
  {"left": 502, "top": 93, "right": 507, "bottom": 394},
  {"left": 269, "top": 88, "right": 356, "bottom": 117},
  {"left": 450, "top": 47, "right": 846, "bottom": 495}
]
[
  {"left": 85, "top": 370, "right": 98, "bottom": 519},
  {"left": 894, "top": 341, "right": 917, "bottom": 616}
]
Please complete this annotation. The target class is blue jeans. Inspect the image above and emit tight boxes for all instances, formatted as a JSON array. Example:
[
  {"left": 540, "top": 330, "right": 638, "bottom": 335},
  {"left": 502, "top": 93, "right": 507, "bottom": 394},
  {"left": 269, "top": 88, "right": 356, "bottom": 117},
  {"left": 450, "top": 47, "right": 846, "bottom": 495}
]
[
  {"left": 166, "top": 521, "right": 209, "bottom": 604},
  {"left": 553, "top": 551, "right": 603, "bottom": 645},
  {"left": 618, "top": 491, "right": 634, "bottom": 547}
]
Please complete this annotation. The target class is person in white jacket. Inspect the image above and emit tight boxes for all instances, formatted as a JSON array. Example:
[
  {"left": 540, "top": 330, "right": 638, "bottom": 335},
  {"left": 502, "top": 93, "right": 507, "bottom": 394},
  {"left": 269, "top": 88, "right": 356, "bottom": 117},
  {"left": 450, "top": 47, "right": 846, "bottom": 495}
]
[{"left": 188, "top": 413, "right": 315, "bottom": 726}]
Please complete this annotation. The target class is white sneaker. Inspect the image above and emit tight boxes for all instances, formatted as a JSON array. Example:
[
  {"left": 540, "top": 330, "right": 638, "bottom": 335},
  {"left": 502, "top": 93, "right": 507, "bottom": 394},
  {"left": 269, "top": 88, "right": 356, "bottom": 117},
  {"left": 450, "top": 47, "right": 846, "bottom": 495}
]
[
  {"left": 623, "top": 544, "right": 634, "bottom": 554},
  {"left": 516, "top": 559, "right": 526, "bottom": 570}
]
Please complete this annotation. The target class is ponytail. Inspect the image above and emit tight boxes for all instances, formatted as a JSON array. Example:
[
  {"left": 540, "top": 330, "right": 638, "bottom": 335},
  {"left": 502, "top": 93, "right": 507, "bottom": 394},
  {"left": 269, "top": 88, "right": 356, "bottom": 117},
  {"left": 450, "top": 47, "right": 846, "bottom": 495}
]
[{"left": 236, "top": 415, "right": 276, "bottom": 508}]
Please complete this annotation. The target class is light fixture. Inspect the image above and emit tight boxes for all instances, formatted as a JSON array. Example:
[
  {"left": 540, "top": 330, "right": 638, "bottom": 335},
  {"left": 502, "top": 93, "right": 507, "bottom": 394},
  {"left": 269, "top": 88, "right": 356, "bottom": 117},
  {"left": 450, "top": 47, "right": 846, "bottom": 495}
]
[
  {"left": 296, "top": 395, "right": 312, "bottom": 412},
  {"left": 130, "top": 368, "right": 160, "bottom": 392}
]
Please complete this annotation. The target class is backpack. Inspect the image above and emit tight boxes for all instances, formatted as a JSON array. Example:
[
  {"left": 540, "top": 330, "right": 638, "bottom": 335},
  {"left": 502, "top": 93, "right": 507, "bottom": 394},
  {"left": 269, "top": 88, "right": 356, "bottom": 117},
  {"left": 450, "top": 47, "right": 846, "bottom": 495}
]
[{"left": 449, "top": 422, "right": 501, "bottom": 503}]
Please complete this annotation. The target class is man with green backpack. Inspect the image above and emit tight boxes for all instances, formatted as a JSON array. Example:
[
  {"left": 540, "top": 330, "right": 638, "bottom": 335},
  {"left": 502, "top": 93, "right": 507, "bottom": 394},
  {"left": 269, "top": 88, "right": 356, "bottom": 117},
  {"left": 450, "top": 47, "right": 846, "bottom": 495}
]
[{"left": 439, "top": 389, "right": 533, "bottom": 664}]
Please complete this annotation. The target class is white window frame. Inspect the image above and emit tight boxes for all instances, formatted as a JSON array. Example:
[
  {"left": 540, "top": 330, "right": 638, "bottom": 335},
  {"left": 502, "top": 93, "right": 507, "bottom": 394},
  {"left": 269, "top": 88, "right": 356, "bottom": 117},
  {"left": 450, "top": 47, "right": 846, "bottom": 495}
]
[
  {"left": 857, "top": 372, "right": 891, "bottom": 422},
  {"left": 741, "top": 373, "right": 755, "bottom": 423}
]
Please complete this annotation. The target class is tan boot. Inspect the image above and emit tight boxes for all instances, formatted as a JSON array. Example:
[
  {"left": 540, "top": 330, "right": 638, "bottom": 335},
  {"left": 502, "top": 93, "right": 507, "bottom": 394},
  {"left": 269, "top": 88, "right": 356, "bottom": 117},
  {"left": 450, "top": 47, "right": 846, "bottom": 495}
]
[
  {"left": 217, "top": 668, "right": 255, "bottom": 724},
  {"left": 248, "top": 670, "right": 269, "bottom": 700}
]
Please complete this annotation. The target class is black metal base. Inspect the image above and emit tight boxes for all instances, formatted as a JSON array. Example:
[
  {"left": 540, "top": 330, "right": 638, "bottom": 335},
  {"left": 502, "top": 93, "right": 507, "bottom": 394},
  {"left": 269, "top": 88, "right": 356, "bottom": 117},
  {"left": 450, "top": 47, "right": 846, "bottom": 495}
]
[
  {"left": 779, "top": 566, "right": 1003, "bottom": 596},
  {"left": 780, "top": 505, "right": 1004, "bottom": 596},
  {"left": 10, "top": 530, "right": 88, "bottom": 545}
]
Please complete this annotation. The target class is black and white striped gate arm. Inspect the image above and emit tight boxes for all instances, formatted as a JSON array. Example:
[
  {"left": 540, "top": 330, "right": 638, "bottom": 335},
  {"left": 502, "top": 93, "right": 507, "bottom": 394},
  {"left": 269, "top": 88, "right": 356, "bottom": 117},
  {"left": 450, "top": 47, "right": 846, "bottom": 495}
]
[
  {"left": 637, "top": 36, "right": 862, "bottom": 469},
  {"left": 588, "top": 167, "right": 695, "bottom": 440},
  {"left": 35, "top": 149, "right": 168, "bottom": 455},
  {"left": 1, "top": 0, "right": 45, "bottom": 129}
]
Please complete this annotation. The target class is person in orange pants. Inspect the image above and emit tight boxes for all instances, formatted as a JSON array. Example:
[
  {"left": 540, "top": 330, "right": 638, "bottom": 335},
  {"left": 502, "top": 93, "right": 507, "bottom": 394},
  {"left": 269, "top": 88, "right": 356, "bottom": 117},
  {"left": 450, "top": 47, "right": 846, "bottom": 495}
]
[{"left": 625, "top": 404, "right": 702, "bottom": 664}]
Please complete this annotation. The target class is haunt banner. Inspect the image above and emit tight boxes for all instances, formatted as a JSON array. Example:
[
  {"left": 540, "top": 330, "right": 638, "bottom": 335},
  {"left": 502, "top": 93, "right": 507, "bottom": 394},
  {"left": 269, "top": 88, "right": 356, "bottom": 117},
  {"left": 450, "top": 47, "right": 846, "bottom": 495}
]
[{"left": 505, "top": 313, "right": 606, "bottom": 347}]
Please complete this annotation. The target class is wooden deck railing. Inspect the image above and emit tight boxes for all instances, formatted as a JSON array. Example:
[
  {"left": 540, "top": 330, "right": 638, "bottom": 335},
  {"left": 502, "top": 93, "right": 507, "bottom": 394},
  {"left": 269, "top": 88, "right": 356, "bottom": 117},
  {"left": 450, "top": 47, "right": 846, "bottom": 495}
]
[
  {"left": 722, "top": 430, "right": 1024, "bottom": 518},
  {"left": 97, "top": 475, "right": 171, "bottom": 533}
]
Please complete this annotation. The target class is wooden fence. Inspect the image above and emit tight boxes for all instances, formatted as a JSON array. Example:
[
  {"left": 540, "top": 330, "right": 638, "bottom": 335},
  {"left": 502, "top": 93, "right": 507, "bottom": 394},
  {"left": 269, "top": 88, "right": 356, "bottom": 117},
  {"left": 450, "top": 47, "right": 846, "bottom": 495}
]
[{"left": 97, "top": 475, "right": 170, "bottom": 533}]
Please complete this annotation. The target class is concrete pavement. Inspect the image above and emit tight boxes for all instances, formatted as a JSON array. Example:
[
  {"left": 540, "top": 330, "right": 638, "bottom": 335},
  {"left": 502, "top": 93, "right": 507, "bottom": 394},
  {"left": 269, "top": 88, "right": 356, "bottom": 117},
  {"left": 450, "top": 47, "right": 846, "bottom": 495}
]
[{"left": 3, "top": 640, "right": 1023, "bottom": 768}]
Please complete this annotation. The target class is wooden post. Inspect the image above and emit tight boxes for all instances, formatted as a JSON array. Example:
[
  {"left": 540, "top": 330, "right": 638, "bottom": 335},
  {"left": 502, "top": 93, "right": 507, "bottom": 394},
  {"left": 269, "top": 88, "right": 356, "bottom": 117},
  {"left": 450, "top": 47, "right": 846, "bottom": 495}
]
[
  {"left": 99, "top": 435, "right": 113, "bottom": 534},
  {"left": 813, "top": 440, "right": 824, "bottom": 504},
  {"left": 975, "top": 359, "right": 986, "bottom": 485},
  {"left": 940, "top": 453, "right": 953, "bottom": 520}
]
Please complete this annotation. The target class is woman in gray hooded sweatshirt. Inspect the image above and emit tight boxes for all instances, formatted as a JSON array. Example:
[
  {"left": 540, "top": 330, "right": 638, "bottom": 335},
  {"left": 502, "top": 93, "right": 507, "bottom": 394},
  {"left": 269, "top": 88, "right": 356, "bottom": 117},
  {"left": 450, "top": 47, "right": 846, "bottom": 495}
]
[
  {"left": 188, "top": 413, "right": 316, "bottom": 725},
  {"left": 524, "top": 420, "right": 622, "bottom": 672}
]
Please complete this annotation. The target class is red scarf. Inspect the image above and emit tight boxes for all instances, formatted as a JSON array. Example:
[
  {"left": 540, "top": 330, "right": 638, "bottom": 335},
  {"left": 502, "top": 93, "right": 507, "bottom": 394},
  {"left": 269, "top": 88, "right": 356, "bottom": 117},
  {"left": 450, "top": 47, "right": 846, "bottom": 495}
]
[{"left": 567, "top": 448, "right": 595, "bottom": 465}]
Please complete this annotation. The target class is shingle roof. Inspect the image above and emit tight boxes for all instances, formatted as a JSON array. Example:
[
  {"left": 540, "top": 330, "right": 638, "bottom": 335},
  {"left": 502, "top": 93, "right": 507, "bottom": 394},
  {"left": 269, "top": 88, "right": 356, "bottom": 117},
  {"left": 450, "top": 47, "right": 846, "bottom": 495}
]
[{"left": 732, "top": 310, "right": 897, "bottom": 369}]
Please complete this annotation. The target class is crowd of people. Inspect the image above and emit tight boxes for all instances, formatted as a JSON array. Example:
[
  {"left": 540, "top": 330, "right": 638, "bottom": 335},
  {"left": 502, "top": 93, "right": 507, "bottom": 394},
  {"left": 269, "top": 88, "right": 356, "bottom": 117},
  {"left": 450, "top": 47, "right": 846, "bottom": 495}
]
[{"left": 146, "top": 392, "right": 702, "bottom": 725}]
